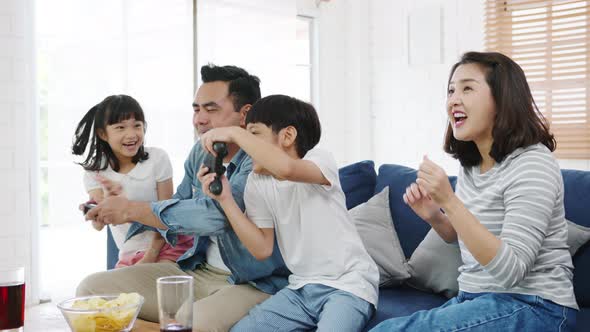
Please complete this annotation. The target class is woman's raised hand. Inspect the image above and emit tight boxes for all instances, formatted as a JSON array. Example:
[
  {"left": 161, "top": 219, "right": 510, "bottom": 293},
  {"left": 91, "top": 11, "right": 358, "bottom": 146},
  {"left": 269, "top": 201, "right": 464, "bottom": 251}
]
[{"left": 403, "top": 182, "right": 442, "bottom": 223}]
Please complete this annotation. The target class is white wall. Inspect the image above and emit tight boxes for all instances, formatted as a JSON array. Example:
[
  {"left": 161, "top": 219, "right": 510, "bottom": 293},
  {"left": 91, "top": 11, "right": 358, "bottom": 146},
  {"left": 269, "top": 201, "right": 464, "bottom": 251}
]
[
  {"left": 0, "top": 0, "right": 39, "bottom": 305},
  {"left": 316, "top": 0, "right": 484, "bottom": 174},
  {"left": 196, "top": 0, "right": 297, "bottom": 98},
  {"left": 316, "top": 0, "right": 589, "bottom": 172}
]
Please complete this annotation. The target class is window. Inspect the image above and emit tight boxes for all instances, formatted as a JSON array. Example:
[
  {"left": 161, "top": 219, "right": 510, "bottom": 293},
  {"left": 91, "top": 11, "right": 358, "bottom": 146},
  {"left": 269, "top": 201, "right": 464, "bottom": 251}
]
[
  {"left": 295, "top": 15, "right": 314, "bottom": 103},
  {"left": 36, "top": 0, "right": 193, "bottom": 301},
  {"left": 485, "top": 0, "right": 590, "bottom": 159}
]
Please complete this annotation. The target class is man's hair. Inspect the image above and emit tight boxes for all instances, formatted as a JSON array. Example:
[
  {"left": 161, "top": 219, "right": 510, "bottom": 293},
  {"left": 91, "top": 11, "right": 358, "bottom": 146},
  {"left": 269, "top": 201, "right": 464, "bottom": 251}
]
[
  {"left": 200, "top": 64, "right": 262, "bottom": 112},
  {"left": 444, "top": 51, "right": 556, "bottom": 167},
  {"left": 246, "top": 95, "right": 321, "bottom": 158}
]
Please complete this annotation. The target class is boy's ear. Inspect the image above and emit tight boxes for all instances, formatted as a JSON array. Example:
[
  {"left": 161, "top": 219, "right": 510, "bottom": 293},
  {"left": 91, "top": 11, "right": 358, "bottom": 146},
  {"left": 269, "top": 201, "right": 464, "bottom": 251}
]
[
  {"left": 238, "top": 104, "right": 252, "bottom": 127},
  {"left": 279, "top": 126, "right": 297, "bottom": 148}
]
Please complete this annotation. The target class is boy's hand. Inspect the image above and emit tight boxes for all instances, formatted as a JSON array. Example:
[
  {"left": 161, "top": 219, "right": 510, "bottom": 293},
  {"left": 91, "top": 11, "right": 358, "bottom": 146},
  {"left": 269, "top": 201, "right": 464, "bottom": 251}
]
[
  {"left": 200, "top": 127, "right": 238, "bottom": 156},
  {"left": 197, "top": 165, "right": 233, "bottom": 202}
]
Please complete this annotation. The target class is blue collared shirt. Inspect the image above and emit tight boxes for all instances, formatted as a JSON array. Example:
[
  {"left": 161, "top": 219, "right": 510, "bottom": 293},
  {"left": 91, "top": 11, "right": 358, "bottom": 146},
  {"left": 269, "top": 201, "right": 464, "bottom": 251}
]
[{"left": 127, "top": 142, "right": 289, "bottom": 294}]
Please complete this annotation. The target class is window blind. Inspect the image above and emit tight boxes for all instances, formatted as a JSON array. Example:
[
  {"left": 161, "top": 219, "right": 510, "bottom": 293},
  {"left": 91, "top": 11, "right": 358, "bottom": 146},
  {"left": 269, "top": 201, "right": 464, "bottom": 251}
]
[{"left": 485, "top": 0, "right": 590, "bottom": 159}]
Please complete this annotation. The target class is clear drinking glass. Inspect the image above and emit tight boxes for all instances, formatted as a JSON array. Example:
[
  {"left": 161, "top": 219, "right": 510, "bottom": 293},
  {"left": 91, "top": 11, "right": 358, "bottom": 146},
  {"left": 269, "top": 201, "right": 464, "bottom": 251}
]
[
  {"left": 157, "top": 276, "right": 193, "bottom": 332},
  {"left": 0, "top": 267, "right": 25, "bottom": 332}
]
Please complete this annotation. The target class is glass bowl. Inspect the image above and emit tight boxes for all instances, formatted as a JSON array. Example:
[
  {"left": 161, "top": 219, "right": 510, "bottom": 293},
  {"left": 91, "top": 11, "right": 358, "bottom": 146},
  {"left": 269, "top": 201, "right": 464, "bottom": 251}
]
[{"left": 57, "top": 294, "right": 144, "bottom": 332}]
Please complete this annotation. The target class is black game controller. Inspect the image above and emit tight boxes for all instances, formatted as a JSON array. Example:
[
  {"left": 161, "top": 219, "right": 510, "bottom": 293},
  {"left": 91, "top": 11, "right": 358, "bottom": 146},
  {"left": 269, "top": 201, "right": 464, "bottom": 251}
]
[
  {"left": 82, "top": 202, "right": 97, "bottom": 215},
  {"left": 202, "top": 142, "right": 228, "bottom": 195}
]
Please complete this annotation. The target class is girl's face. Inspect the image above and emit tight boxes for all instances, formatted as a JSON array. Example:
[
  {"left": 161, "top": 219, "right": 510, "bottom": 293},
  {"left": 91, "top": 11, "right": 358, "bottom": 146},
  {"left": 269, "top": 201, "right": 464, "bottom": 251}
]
[
  {"left": 100, "top": 116, "right": 145, "bottom": 162},
  {"left": 447, "top": 63, "right": 496, "bottom": 146}
]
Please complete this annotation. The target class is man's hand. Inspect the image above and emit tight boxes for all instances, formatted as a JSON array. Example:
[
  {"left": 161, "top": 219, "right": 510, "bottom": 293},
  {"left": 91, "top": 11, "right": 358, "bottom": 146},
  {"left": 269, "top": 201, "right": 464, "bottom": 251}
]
[
  {"left": 86, "top": 196, "right": 132, "bottom": 225},
  {"left": 199, "top": 127, "right": 240, "bottom": 156},
  {"left": 96, "top": 174, "right": 124, "bottom": 197},
  {"left": 197, "top": 165, "right": 233, "bottom": 203}
]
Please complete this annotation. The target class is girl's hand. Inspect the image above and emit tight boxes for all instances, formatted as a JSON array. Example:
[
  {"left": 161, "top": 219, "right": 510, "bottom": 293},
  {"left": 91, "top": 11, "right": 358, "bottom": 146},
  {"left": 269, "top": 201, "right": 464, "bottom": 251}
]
[
  {"left": 197, "top": 165, "right": 233, "bottom": 202},
  {"left": 137, "top": 248, "right": 159, "bottom": 264},
  {"left": 199, "top": 127, "right": 237, "bottom": 156},
  {"left": 403, "top": 182, "right": 443, "bottom": 223},
  {"left": 96, "top": 174, "right": 124, "bottom": 197},
  {"left": 416, "top": 155, "right": 455, "bottom": 208}
]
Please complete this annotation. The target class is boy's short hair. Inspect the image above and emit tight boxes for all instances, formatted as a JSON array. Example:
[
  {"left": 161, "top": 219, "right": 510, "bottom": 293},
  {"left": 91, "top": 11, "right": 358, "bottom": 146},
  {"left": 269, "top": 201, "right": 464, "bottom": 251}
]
[{"left": 246, "top": 95, "right": 321, "bottom": 158}]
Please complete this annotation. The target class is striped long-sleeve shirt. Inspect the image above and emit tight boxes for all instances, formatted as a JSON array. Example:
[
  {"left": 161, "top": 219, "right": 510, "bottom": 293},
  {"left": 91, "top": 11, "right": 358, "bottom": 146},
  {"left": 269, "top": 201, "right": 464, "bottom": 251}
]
[{"left": 455, "top": 143, "right": 578, "bottom": 309}]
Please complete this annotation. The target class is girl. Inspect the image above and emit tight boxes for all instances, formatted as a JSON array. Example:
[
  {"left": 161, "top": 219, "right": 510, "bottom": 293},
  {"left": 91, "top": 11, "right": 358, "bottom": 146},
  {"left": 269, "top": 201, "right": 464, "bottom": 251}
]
[
  {"left": 372, "top": 52, "right": 577, "bottom": 331},
  {"left": 72, "top": 94, "right": 193, "bottom": 268}
]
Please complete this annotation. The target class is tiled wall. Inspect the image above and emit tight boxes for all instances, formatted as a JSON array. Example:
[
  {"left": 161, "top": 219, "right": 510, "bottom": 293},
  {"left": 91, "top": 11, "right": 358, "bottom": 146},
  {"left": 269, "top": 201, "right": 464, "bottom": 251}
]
[{"left": 0, "top": 0, "right": 38, "bottom": 304}]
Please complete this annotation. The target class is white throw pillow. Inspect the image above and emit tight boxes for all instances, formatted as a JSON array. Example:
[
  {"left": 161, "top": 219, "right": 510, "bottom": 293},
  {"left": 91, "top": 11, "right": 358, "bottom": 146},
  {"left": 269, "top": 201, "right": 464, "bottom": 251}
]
[{"left": 349, "top": 187, "right": 410, "bottom": 286}]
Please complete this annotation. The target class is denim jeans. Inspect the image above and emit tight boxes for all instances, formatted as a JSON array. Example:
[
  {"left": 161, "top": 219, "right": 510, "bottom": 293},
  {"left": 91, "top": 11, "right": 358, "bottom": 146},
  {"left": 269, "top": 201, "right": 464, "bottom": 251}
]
[
  {"left": 231, "top": 284, "right": 374, "bottom": 332},
  {"left": 370, "top": 291, "right": 577, "bottom": 332}
]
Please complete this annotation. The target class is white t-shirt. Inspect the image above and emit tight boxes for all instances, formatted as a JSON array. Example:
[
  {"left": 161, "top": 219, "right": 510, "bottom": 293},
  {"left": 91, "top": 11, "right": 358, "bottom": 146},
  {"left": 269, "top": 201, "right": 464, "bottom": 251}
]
[
  {"left": 244, "top": 148, "right": 379, "bottom": 305},
  {"left": 83, "top": 146, "right": 173, "bottom": 259}
]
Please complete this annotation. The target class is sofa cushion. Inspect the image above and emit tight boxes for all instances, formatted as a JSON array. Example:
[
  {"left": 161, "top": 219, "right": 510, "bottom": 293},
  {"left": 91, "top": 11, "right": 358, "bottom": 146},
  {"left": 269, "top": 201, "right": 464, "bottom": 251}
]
[
  {"left": 363, "top": 286, "right": 447, "bottom": 331},
  {"left": 350, "top": 187, "right": 410, "bottom": 287},
  {"left": 339, "top": 160, "right": 377, "bottom": 209},
  {"left": 405, "top": 220, "right": 587, "bottom": 300},
  {"left": 562, "top": 169, "right": 590, "bottom": 307},
  {"left": 375, "top": 164, "right": 456, "bottom": 258},
  {"left": 568, "top": 222, "right": 590, "bottom": 256},
  {"left": 406, "top": 229, "right": 462, "bottom": 298}
]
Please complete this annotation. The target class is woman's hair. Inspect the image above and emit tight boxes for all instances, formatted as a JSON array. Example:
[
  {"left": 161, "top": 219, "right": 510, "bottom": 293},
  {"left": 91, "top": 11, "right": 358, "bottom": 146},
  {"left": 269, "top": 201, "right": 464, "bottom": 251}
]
[
  {"left": 443, "top": 51, "right": 556, "bottom": 167},
  {"left": 72, "top": 94, "right": 149, "bottom": 172}
]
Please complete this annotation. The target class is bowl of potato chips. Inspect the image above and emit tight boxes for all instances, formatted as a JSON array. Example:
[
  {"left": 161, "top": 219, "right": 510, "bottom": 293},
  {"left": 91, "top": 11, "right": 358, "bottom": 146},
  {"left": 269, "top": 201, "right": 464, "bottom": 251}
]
[{"left": 57, "top": 293, "right": 144, "bottom": 332}]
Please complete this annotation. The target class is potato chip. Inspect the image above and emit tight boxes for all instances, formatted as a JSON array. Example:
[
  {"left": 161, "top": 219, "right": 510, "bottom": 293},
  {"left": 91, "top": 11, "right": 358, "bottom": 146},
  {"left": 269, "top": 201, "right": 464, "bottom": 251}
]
[{"left": 66, "top": 293, "right": 142, "bottom": 332}]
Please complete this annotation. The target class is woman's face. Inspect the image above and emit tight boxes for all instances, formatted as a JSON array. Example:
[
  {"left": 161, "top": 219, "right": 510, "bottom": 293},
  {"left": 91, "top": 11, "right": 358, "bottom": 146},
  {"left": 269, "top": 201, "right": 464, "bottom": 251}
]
[{"left": 447, "top": 63, "right": 496, "bottom": 146}]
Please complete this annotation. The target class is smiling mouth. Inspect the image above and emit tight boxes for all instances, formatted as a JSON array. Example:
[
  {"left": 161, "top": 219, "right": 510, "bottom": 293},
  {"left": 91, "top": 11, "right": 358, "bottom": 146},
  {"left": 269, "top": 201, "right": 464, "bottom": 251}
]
[
  {"left": 452, "top": 112, "right": 467, "bottom": 127},
  {"left": 123, "top": 142, "right": 138, "bottom": 149}
]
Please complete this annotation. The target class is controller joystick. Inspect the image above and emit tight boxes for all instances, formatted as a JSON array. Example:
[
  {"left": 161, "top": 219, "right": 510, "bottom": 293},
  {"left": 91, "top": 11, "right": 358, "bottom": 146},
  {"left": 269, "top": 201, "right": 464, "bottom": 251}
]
[{"left": 203, "top": 142, "right": 228, "bottom": 195}]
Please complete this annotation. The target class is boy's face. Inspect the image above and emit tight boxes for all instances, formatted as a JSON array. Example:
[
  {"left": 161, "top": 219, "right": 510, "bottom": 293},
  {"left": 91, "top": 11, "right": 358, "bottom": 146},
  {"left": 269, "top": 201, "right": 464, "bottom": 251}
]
[{"left": 247, "top": 122, "right": 280, "bottom": 175}]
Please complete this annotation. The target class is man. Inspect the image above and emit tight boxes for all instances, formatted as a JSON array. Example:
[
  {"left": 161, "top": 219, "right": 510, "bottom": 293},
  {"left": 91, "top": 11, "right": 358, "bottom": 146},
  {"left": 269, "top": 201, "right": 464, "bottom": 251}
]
[{"left": 79, "top": 64, "right": 289, "bottom": 332}]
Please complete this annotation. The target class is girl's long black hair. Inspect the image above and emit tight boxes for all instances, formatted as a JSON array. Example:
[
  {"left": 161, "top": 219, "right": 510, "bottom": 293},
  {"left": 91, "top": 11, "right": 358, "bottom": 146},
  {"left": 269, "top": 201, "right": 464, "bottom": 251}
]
[{"left": 72, "top": 94, "right": 149, "bottom": 172}]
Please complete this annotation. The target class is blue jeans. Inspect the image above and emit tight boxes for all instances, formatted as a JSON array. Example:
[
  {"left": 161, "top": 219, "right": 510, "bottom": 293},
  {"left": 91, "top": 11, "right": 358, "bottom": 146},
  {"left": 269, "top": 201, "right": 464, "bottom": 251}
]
[
  {"left": 370, "top": 291, "right": 577, "bottom": 332},
  {"left": 231, "top": 283, "right": 374, "bottom": 332}
]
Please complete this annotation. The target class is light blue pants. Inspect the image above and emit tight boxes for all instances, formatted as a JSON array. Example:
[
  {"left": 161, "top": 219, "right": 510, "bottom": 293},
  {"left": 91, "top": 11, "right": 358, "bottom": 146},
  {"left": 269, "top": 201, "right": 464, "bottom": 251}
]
[
  {"left": 231, "top": 283, "right": 374, "bottom": 332},
  {"left": 370, "top": 291, "right": 577, "bottom": 332}
]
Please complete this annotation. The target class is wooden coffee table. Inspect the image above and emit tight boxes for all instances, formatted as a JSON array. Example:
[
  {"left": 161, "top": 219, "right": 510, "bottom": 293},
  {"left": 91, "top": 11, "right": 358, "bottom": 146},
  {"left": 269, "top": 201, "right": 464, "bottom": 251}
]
[{"left": 133, "top": 319, "right": 160, "bottom": 331}]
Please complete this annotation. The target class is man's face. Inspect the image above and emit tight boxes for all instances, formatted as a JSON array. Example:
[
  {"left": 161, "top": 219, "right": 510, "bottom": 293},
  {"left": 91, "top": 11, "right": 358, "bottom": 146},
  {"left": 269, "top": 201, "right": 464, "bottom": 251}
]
[{"left": 192, "top": 81, "right": 243, "bottom": 135}]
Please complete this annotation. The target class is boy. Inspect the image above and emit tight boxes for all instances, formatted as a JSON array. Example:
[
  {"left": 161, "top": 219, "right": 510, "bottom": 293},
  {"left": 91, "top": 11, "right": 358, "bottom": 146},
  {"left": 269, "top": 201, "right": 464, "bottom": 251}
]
[{"left": 198, "top": 94, "right": 379, "bottom": 331}]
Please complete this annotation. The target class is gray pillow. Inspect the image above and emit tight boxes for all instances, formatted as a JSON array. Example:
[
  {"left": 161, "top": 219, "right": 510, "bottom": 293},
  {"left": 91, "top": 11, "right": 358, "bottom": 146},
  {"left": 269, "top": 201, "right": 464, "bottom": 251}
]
[
  {"left": 350, "top": 187, "right": 410, "bottom": 286},
  {"left": 568, "top": 221, "right": 590, "bottom": 256},
  {"left": 406, "top": 219, "right": 590, "bottom": 299},
  {"left": 405, "top": 229, "right": 462, "bottom": 298}
]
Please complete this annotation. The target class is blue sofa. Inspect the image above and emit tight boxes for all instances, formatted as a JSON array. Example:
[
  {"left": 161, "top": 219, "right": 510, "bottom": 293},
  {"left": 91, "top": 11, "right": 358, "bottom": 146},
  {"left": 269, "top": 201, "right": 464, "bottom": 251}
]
[
  {"left": 339, "top": 161, "right": 590, "bottom": 331},
  {"left": 106, "top": 161, "right": 590, "bottom": 331}
]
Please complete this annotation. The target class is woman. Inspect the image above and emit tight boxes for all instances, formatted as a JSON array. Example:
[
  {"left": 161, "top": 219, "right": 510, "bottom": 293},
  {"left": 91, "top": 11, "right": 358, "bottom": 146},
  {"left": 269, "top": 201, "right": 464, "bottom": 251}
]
[{"left": 371, "top": 52, "right": 577, "bottom": 331}]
